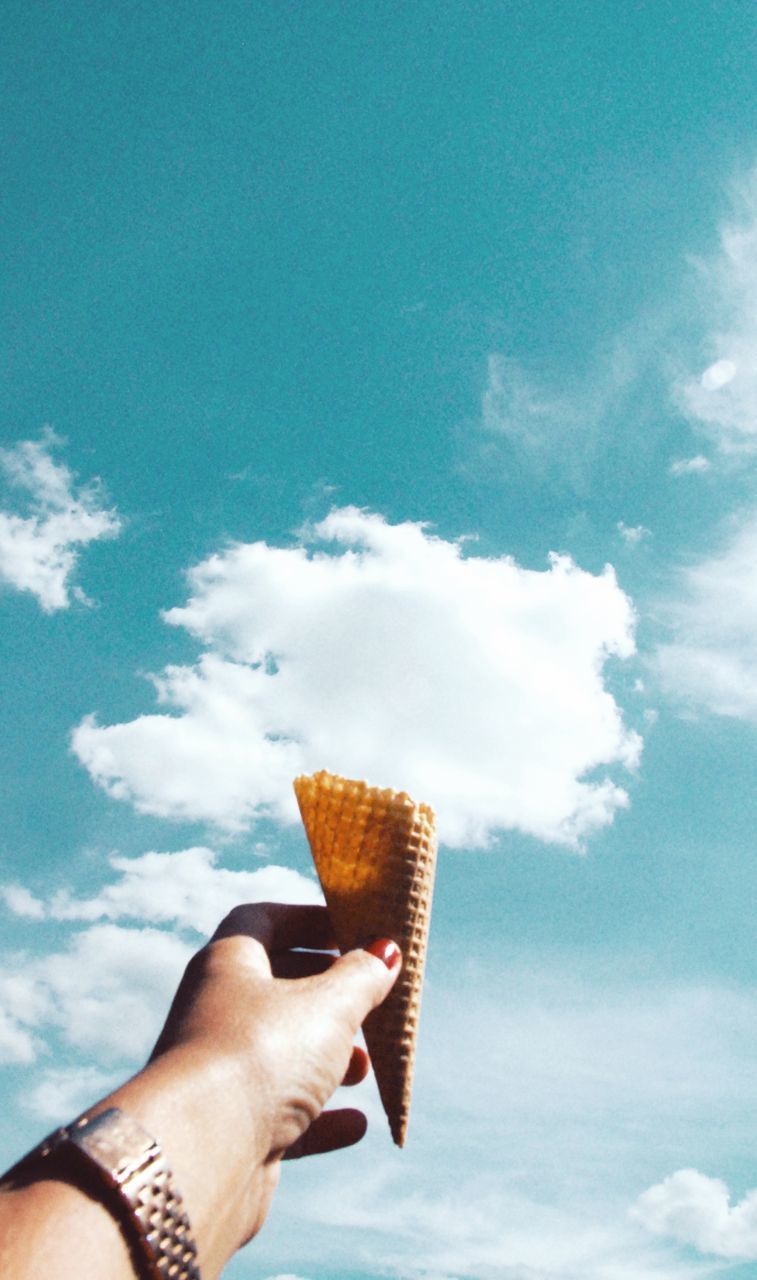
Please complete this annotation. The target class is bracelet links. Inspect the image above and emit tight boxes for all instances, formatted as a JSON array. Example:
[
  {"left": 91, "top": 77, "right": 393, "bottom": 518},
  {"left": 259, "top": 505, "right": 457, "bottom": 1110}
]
[{"left": 2, "top": 1107, "right": 201, "bottom": 1280}]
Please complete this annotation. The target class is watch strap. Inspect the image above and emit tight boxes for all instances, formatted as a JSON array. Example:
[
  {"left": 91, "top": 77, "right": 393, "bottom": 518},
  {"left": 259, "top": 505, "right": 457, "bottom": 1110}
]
[{"left": 1, "top": 1108, "right": 201, "bottom": 1280}]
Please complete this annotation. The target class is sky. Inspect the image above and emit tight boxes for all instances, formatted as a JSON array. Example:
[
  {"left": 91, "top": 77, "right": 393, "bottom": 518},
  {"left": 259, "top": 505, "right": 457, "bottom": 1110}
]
[{"left": 2, "top": 2, "right": 757, "bottom": 1277}]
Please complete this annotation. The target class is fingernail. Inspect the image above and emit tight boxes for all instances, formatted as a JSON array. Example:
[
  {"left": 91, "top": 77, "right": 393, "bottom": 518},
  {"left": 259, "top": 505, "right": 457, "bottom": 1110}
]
[{"left": 364, "top": 938, "right": 402, "bottom": 970}]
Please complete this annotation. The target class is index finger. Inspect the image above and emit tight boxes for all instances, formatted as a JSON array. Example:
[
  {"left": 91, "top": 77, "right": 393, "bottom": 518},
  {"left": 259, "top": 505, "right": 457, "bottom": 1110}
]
[{"left": 210, "top": 902, "right": 337, "bottom": 954}]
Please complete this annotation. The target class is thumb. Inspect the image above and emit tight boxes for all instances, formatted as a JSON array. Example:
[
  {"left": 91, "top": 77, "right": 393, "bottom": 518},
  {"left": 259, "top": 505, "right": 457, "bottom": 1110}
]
[{"left": 320, "top": 939, "right": 402, "bottom": 1032}]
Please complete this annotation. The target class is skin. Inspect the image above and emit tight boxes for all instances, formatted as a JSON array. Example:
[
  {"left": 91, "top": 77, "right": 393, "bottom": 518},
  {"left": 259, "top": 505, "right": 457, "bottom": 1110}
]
[{"left": 0, "top": 902, "right": 401, "bottom": 1279}]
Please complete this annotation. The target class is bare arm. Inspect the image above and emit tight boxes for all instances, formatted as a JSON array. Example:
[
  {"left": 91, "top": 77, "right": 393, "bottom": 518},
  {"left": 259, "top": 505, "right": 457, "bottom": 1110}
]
[{"left": 0, "top": 903, "right": 401, "bottom": 1279}]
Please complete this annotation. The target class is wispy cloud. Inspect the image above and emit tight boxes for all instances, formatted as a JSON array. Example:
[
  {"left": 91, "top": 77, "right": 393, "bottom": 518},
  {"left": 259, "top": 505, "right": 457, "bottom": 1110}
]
[
  {"left": 475, "top": 173, "right": 757, "bottom": 493},
  {"left": 254, "top": 960, "right": 752, "bottom": 1280},
  {"left": 481, "top": 354, "right": 573, "bottom": 448},
  {"left": 654, "top": 512, "right": 757, "bottom": 719},
  {"left": 261, "top": 1275, "right": 312, "bottom": 1280},
  {"left": 0, "top": 429, "right": 120, "bottom": 611},
  {"left": 474, "top": 292, "right": 674, "bottom": 488},
  {"left": 669, "top": 456, "right": 711, "bottom": 477},
  {"left": 650, "top": 171, "right": 757, "bottom": 718},
  {"left": 72, "top": 508, "right": 641, "bottom": 848},
  {"left": 618, "top": 521, "right": 651, "bottom": 547},
  {"left": 677, "top": 170, "right": 757, "bottom": 453},
  {"left": 290, "top": 1172, "right": 707, "bottom": 1280},
  {"left": 633, "top": 1169, "right": 757, "bottom": 1261}
]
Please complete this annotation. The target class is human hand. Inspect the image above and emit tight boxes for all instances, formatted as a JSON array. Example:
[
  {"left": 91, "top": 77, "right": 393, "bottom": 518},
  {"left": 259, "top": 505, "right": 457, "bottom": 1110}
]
[
  {"left": 0, "top": 903, "right": 401, "bottom": 1280},
  {"left": 148, "top": 902, "right": 401, "bottom": 1244}
]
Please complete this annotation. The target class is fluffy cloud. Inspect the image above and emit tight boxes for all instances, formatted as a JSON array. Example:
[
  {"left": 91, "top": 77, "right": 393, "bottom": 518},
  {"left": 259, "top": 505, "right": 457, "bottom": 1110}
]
[
  {"left": 72, "top": 508, "right": 640, "bottom": 848},
  {"left": 633, "top": 1169, "right": 757, "bottom": 1260},
  {"left": 678, "top": 174, "right": 757, "bottom": 451},
  {"left": 0, "top": 924, "right": 192, "bottom": 1066},
  {"left": 44, "top": 848, "right": 321, "bottom": 934},
  {"left": 0, "top": 850, "right": 319, "bottom": 1085},
  {"left": 0, "top": 884, "right": 45, "bottom": 919},
  {"left": 0, "top": 429, "right": 120, "bottom": 611},
  {"left": 654, "top": 513, "right": 757, "bottom": 719}
]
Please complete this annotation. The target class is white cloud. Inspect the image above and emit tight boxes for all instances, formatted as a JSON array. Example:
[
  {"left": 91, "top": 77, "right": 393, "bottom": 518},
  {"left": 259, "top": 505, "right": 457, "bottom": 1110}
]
[
  {"left": 44, "top": 925, "right": 191, "bottom": 1061},
  {"left": 617, "top": 521, "right": 651, "bottom": 546},
  {"left": 481, "top": 354, "right": 572, "bottom": 447},
  {"left": 72, "top": 508, "right": 641, "bottom": 848},
  {"left": 700, "top": 359, "right": 736, "bottom": 392},
  {"left": 1, "top": 884, "right": 45, "bottom": 919},
  {"left": 41, "top": 848, "right": 320, "bottom": 934},
  {"left": 23, "top": 1065, "right": 119, "bottom": 1123},
  {"left": 257, "top": 964, "right": 751, "bottom": 1280},
  {"left": 418, "top": 967, "right": 757, "bottom": 1195},
  {"left": 633, "top": 1169, "right": 757, "bottom": 1260},
  {"left": 2, "top": 902, "right": 752, "bottom": 1280},
  {"left": 0, "top": 1009, "right": 39, "bottom": 1065},
  {"left": 0, "top": 850, "right": 319, "bottom": 1088},
  {"left": 669, "top": 456, "right": 710, "bottom": 476},
  {"left": 295, "top": 1176, "right": 710, "bottom": 1280},
  {"left": 0, "top": 429, "right": 120, "bottom": 611},
  {"left": 477, "top": 311, "right": 670, "bottom": 479},
  {"left": 0, "top": 925, "right": 192, "bottom": 1066},
  {"left": 678, "top": 173, "right": 757, "bottom": 451},
  {"left": 655, "top": 513, "right": 757, "bottom": 719}
]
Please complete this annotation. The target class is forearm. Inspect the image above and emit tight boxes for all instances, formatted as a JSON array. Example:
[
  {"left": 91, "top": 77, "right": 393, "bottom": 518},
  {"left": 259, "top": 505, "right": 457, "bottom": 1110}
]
[
  {"left": 0, "top": 1045, "right": 272, "bottom": 1280},
  {"left": 0, "top": 1172, "right": 136, "bottom": 1279},
  {"left": 0, "top": 907, "right": 400, "bottom": 1280}
]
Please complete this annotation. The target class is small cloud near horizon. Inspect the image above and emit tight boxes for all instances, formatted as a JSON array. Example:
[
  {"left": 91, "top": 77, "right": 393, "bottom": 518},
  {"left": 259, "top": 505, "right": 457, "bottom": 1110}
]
[{"left": 633, "top": 1168, "right": 757, "bottom": 1261}]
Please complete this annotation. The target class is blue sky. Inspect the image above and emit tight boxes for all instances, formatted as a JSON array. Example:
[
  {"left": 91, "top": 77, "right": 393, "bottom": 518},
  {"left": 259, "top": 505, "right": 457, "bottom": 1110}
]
[{"left": 3, "top": 3, "right": 757, "bottom": 1277}]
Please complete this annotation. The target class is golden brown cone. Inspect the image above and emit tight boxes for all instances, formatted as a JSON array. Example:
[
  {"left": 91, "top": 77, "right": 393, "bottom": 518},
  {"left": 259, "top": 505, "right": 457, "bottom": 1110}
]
[{"left": 293, "top": 769, "right": 438, "bottom": 1146}]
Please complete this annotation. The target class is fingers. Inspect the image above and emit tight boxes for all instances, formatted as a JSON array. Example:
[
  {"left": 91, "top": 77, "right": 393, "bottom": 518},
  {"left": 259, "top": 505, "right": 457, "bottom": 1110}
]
[
  {"left": 271, "top": 951, "right": 335, "bottom": 980},
  {"left": 317, "top": 940, "right": 402, "bottom": 1034},
  {"left": 210, "top": 903, "right": 336, "bottom": 952},
  {"left": 342, "top": 1044, "right": 370, "bottom": 1086},
  {"left": 281, "top": 1108, "right": 368, "bottom": 1160}
]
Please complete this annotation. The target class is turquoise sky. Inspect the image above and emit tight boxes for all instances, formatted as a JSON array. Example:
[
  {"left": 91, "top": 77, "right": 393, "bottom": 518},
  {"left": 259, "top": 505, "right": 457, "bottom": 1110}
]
[{"left": 3, "top": 4, "right": 757, "bottom": 1278}]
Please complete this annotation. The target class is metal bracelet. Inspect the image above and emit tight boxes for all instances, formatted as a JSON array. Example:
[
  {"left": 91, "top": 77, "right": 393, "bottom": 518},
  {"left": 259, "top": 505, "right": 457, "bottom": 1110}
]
[{"left": 2, "top": 1108, "right": 201, "bottom": 1280}]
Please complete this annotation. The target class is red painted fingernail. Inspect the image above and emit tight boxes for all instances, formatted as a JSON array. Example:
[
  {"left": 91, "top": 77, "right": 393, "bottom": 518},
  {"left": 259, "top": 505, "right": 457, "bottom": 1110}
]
[{"left": 364, "top": 938, "right": 402, "bottom": 970}]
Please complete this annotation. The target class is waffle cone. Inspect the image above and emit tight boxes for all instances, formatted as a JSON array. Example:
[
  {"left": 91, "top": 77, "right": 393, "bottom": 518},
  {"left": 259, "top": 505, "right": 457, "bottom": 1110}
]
[{"left": 293, "top": 770, "right": 438, "bottom": 1146}]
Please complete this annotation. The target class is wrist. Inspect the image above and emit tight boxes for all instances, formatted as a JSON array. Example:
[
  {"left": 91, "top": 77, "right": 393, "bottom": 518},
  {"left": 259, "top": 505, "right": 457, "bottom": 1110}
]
[
  {"left": 2, "top": 1109, "right": 201, "bottom": 1280},
  {"left": 104, "top": 1045, "right": 273, "bottom": 1276}
]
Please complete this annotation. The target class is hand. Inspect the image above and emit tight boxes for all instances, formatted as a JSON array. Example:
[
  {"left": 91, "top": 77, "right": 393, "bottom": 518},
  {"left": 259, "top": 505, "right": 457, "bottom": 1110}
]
[
  {"left": 148, "top": 903, "right": 402, "bottom": 1244},
  {"left": 0, "top": 902, "right": 402, "bottom": 1280}
]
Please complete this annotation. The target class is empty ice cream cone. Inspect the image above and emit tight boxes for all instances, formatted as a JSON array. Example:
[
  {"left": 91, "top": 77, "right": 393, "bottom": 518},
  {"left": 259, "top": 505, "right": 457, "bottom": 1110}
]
[{"left": 293, "top": 769, "right": 438, "bottom": 1147}]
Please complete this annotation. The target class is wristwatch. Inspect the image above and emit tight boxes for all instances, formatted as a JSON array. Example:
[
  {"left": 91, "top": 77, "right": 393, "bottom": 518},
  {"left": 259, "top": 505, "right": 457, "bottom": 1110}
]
[{"left": 0, "top": 1107, "right": 201, "bottom": 1280}]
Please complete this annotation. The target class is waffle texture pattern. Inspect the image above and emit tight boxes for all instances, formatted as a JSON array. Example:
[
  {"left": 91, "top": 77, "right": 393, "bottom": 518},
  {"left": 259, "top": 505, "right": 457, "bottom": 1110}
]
[{"left": 294, "top": 769, "right": 438, "bottom": 1146}]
